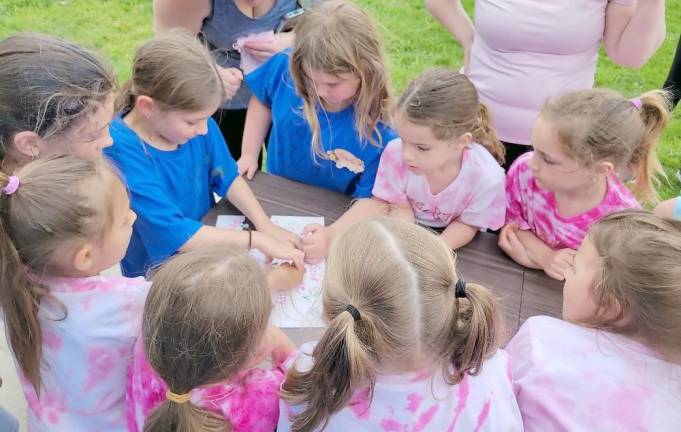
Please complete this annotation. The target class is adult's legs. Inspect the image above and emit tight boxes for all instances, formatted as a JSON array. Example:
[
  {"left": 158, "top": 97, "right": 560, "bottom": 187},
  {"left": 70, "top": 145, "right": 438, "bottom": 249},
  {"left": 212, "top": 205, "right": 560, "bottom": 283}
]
[{"left": 663, "top": 34, "right": 681, "bottom": 111}]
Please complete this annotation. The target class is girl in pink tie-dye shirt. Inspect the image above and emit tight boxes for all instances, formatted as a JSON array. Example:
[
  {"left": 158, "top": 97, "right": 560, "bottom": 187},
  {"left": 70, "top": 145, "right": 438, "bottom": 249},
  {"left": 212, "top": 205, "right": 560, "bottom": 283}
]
[
  {"left": 0, "top": 155, "right": 148, "bottom": 432},
  {"left": 280, "top": 219, "right": 523, "bottom": 431},
  {"left": 500, "top": 88, "right": 670, "bottom": 280},
  {"left": 507, "top": 210, "right": 681, "bottom": 431},
  {"left": 126, "top": 246, "right": 297, "bottom": 432},
  {"left": 302, "top": 69, "right": 506, "bottom": 263}
]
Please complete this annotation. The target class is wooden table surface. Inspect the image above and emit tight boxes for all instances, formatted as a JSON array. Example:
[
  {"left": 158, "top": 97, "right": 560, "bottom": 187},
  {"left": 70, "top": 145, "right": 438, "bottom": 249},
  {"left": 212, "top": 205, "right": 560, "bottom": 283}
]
[{"left": 204, "top": 172, "right": 563, "bottom": 343}]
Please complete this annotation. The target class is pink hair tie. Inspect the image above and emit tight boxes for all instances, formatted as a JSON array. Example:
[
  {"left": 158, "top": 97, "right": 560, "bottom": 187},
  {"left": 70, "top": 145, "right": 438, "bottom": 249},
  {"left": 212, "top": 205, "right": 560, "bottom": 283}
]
[
  {"left": 2, "top": 176, "right": 20, "bottom": 195},
  {"left": 629, "top": 98, "right": 642, "bottom": 110}
]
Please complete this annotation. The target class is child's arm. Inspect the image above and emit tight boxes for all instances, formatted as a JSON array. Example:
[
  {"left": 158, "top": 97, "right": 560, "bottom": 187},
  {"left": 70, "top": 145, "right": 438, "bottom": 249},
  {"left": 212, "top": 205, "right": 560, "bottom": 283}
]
[
  {"left": 654, "top": 197, "right": 681, "bottom": 220},
  {"left": 301, "top": 197, "right": 391, "bottom": 264},
  {"left": 247, "top": 325, "right": 297, "bottom": 369},
  {"left": 267, "top": 263, "right": 305, "bottom": 293},
  {"left": 440, "top": 220, "right": 479, "bottom": 250},
  {"left": 226, "top": 176, "right": 301, "bottom": 248},
  {"left": 238, "top": 96, "right": 272, "bottom": 179},
  {"left": 502, "top": 226, "right": 576, "bottom": 281}
]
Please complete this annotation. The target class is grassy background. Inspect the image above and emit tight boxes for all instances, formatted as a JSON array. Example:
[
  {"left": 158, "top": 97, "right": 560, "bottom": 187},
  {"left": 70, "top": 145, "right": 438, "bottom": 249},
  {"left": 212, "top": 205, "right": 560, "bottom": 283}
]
[{"left": 1, "top": 0, "right": 679, "bottom": 198}]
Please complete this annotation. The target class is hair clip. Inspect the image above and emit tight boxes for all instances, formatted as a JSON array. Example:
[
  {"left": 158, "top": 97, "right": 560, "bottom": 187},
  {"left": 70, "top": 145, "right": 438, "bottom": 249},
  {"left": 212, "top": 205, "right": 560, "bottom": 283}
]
[
  {"left": 345, "top": 304, "right": 361, "bottom": 321},
  {"left": 2, "top": 176, "right": 20, "bottom": 195},
  {"left": 454, "top": 279, "right": 467, "bottom": 299},
  {"left": 629, "top": 98, "right": 642, "bottom": 110}
]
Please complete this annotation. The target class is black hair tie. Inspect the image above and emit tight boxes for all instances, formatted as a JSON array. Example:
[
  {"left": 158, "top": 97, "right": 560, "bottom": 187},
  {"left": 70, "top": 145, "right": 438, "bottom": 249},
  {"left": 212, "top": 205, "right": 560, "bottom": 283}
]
[
  {"left": 345, "top": 304, "right": 361, "bottom": 321},
  {"left": 455, "top": 279, "right": 467, "bottom": 299}
]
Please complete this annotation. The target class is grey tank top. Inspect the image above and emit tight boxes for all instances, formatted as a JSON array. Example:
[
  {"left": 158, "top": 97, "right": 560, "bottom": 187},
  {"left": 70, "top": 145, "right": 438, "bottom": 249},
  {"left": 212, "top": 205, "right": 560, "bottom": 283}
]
[{"left": 202, "top": 0, "right": 298, "bottom": 109}]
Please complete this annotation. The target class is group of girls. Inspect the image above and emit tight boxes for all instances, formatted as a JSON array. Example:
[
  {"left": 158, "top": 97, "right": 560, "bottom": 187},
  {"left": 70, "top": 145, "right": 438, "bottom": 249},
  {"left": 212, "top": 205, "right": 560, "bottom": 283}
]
[{"left": 0, "top": 0, "right": 680, "bottom": 430}]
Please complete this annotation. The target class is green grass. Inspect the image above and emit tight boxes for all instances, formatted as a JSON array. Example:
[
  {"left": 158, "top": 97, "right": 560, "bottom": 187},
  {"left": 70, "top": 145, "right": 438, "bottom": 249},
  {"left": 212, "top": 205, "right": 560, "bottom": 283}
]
[{"left": 1, "top": 0, "right": 680, "bottom": 198}]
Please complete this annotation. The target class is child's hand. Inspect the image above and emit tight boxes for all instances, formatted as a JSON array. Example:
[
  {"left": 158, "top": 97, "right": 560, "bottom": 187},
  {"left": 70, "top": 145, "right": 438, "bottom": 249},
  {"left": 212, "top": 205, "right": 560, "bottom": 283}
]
[
  {"left": 246, "top": 325, "right": 297, "bottom": 369},
  {"left": 243, "top": 33, "right": 295, "bottom": 62},
  {"left": 538, "top": 248, "right": 576, "bottom": 281},
  {"left": 267, "top": 263, "right": 306, "bottom": 292},
  {"left": 237, "top": 155, "right": 260, "bottom": 180},
  {"left": 253, "top": 231, "right": 305, "bottom": 270},
  {"left": 301, "top": 223, "right": 330, "bottom": 264},
  {"left": 217, "top": 66, "right": 243, "bottom": 100},
  {"left": 498, "top": 224, "right": 536, "bottom": 268},
  {"left": 260, "top": 222, "right": 302, "bottom": 249}
]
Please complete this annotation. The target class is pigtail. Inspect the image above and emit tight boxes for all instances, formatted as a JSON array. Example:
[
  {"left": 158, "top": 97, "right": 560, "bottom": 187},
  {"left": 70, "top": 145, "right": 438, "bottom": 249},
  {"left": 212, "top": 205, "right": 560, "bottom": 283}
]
[
  {"left": 0, "top": 172, "right": 57, "bottom": 395},
  {"left": 281, "top": 309, "right": 378, "bottom": 432},
  {"left": 443, "top": 282, "right": 499, "bottom": 384},
  {"left": 144, "top": 398, "right": 228, "bottom": 432},
  {"left": 629, "top": 90, "right": 670, "bottom": 203},
  {"left": 472, "top": 103, "right": 505, "bottom": 164}
]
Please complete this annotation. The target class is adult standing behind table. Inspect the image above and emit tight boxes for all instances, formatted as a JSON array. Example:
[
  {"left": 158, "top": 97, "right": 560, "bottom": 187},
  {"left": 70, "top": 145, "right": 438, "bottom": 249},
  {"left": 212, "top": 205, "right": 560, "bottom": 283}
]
[
  {"left": 153, "top": 0, "right": 298, "bottom": 161},
  {"left": 425, "top": 0, "right": 666, "bottom": 169}
]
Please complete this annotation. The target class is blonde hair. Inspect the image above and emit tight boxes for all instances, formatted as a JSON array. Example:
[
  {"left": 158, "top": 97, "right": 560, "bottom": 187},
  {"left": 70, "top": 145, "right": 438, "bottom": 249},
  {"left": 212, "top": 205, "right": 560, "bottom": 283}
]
[
  {"left": 116, "top": 29, "right": 224, "bottom": 113},
  {"left": 541, "top": 89, "right": 670, "bottom": 203},
  {"left": 397, "top": 68, "right": 504, "bottom": 164},
  {"left": 143, "top": 246, "right": 272, "bottom": 432},
  {"left": 0, "top": 155, "right": 126, "bottom": 394},
  {"left": 290, "top": 0, "right": 392, "bottom": 159},
  {"left": 0, "top": 33, "right": 115, "bottom": 159},
  {"left": 281, "top": 218, "right": 500, "bottom": 431},
  {"left": 585, "top": 209, "right": 681, "bottom": 362}
]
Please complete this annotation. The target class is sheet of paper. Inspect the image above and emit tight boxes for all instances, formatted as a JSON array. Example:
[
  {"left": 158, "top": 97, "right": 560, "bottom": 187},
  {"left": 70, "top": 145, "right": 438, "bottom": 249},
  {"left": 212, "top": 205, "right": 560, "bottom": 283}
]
[{"left": 215, "top": 214, "right": 325, "bottom": 328}]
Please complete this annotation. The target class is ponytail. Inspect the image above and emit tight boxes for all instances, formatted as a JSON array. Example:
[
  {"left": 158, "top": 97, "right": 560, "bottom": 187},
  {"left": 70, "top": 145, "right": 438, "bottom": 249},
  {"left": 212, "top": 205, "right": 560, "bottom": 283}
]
[
  {"left": 281, "top": 308, "right": 378, "bottom": 432},
  {"left": 472, "top": 103, "right": 505, "bottom": 164},
  {"left": 115, "top": 79, "right": 136, "bottom": 114},
  {"left": 629, "top": 90, "right": 670, "bottom": 203},
  {"left": 443, "top": 282, "right": 499, "bottom": 384},
  {"left": 144, "top": 398, "right": 228, "bottom": 432}
]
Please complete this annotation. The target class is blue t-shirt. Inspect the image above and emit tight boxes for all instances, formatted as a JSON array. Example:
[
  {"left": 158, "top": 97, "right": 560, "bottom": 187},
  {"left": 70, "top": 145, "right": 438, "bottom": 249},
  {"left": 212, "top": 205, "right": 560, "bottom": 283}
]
[
  {"left": 245, "top": 51, "right": 396, "bottom": 198},
  {"left": 105, "top": 116, "right": 238, "bottom": 277}
]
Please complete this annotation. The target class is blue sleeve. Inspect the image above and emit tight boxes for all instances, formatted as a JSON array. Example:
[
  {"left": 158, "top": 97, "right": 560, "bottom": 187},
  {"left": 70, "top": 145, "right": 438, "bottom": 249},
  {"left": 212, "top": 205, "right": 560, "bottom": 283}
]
[
  {"left": 244, "top": 50, "right": 291, "bottom": 108},
  {"left": 205, "top": 118, "right": 239, "bottom": 197},
  {"left": 105, "top": 128, "right": 202, "bottom": 264},
  {"left": 352, "top": 124, "right": 398, "bottom": 198}
]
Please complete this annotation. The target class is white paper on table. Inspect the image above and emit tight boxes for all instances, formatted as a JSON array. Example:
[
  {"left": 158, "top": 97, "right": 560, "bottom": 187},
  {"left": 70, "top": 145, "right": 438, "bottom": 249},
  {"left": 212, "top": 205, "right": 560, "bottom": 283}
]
[{"left": 214, "top": 214, "right": 325, "bottom": 328}]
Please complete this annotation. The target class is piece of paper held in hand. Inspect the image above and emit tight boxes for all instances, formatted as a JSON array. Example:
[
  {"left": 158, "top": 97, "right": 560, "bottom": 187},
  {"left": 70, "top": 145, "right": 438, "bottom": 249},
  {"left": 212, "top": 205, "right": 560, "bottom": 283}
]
[
  {"left": 215, "top": 214, "right": 325, "bottom": 328},
  {"left": 233, "top": 30, "right": 276, "bottom": 74}
]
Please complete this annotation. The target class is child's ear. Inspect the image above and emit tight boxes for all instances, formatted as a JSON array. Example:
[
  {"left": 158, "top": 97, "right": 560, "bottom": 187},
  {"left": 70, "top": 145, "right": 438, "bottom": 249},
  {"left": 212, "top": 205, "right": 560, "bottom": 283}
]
[
  {"left": 72, "top": 243, "right": 95, "bottom": 274},
  {"left": 12, "top": 131, "right": 41, "bottom": 159},
  {"left": 135, "top": 95, "right": 157, "bottom": 119},
  {"left": 596, "top": 161, "right": 614, "bottom": 176},
  {"left": 456, "top": 132, "right": 473, "bottom": 148}
]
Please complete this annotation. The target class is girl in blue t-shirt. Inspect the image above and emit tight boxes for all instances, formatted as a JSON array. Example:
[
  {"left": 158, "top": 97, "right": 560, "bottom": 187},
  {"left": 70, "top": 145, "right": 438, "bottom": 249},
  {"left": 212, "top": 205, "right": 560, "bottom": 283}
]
[
  {"left": 238, "top": 0, "right": 396, "bottom": 199},
  {"left": 105, "top": 30, "right": 303, "bottom": 277}
]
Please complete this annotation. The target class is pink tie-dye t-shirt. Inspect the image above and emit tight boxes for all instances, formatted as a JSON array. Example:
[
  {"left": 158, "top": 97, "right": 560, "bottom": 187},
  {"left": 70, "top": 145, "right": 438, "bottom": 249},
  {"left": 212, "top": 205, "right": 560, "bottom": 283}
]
[
  {"left": 505, "top": 152, "right": 640, "bottom": 250},
  {"left": 372, "top": 139, "right": 506, "bottom": 229},
  {"left": 507, "top": 316, "right": 681, "bottom": 431},
  {"left": 8, "top": 275, "right": 149, "bottom": 432},
  {"left": 278, "top": 342, "right": 523, "bottom": 431},
  {"left": 126, "top": 337, "right": 284, "bottom": 432}
]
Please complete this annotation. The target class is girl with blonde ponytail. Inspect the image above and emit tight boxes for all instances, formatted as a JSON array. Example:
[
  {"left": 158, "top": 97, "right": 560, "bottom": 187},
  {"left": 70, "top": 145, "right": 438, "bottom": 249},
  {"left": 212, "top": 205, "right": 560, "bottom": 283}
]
[
  {"left": 302, "top": 68, "right": 506, "bottom": 263},
  {"left": 279, "top": 218, "right": 522, "bottom": 431}
]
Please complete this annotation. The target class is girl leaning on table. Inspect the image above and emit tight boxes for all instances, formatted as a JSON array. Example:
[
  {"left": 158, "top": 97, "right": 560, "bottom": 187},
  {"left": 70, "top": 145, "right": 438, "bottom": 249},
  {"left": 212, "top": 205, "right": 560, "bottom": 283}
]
[
  {"left": 506, "top": 210, "right": 681, "bottom": 431},
  {"left": 104, "top": 30, "right": 303, "bottom": 278},
  {"left": 303, "top": 68, "right": 506, "bottom": 263}
]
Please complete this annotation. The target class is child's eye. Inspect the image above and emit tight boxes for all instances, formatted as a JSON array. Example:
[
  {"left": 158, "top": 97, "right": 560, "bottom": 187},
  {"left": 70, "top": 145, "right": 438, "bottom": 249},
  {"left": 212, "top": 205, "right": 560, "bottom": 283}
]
[{"left": 417, "top": 146, "right": 429, "bottom": 152}]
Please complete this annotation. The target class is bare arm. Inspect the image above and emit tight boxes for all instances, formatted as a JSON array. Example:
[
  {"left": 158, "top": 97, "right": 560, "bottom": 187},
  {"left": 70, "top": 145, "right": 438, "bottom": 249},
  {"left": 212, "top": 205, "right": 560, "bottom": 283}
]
[
  {"left": 238, "top": 96, "right": 272, "bottom": 178},
  {"left": 440, "top": 220, "right": 479, "bottom": 250},
  {"left": 152, "top": 0, "right": 211, "bottom": 33},
  {"left": 603, "top": 0, "right": 666, "bottom": 69},
  {"left": 424, "top": 0, "right": 475, "bottom": 49},
  {"left": 515, "top": 229, "right": 576, "bottom": 280}
]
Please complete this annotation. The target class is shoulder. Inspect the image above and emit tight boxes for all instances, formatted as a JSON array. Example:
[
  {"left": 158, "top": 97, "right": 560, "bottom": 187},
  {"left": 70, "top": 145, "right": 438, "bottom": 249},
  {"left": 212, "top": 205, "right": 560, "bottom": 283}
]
[
  {"left": 466, "top": 143, "right": 505, "bottom": 184},
  {"left": 45, "top": 275, "right": 150, "bottom": 295},
  {"left": 377, "top": 122, "right": 398, "bottom": 143},
  {"left": 605, "top": 175, "right": 642, "bottom": 209},
  {"left": 247, "top": 50, "right": 291, "bottom": 82}
]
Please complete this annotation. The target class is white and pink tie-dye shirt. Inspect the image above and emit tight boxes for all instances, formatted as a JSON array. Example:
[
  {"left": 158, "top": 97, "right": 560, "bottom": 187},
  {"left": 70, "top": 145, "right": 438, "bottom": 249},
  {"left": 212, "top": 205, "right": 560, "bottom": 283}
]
[
  {"left": 278, "top": 342, "right": 523, "bottom": 431},
  {"left": 8, "top": 275, "right": 149, "bottom": 432},
  {"left": 372, "top": 139, "right": 506, "bottom": 229},
  {"left": 126, "top": 337, "right": 284, "bottom": 432},
  {"left": 507, "top": 316, "right": 681, "bottom": 431},
  {"left": 505, "top": 152, "right": 640, "bottom": 250}
]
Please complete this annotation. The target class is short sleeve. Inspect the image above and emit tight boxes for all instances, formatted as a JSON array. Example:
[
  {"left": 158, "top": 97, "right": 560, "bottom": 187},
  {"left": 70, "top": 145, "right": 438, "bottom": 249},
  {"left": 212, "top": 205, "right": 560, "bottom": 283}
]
[
  {"left": 244, "top": 50, "right": 291, "bottom": 108},
  {"left": 205, "top": 118, "right": 239, "bottom": 197},
  {"left": 460, "top": 171, "right": 506, "bottom": 230},
  {"left": 504, "top": 156, "right": 531, "bottom": 230},
  {"left": 371, "top": 139, "right": 408, "bottom": 204}
]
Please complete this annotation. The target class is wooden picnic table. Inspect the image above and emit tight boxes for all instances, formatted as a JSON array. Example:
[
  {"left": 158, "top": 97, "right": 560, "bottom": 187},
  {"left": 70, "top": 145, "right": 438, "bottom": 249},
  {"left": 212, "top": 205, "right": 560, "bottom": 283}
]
[{"left": 204, "top": 172, "right": 563, "bottom": 344}]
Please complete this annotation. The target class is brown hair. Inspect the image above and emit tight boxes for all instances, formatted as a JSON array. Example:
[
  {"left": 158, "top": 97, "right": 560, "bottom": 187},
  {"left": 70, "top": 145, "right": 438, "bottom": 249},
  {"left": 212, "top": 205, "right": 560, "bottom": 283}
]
[
  {"left": 585, "top": 209, "right": 681, "bottom": 361},
  {"left": 281, "top": 218, "right": 499, "bottom": 431},
  {"left": 541, "top": 89, "right": 670, "bottom": 203},
  {"left": 0, "top": 154, "right": 127, "bottom": 394},
  {"left": 397, "top": 68, "right": 505, "bottom": 164},
  {"left": 290, "top": 0, "right": 392, "bottom": 159},
  {"left": 0, "top": 33, "right": 115, "bottom": 159},
  {"left": 143, "top": 246, "right": 272, "bottom": 432},
  {"left": 117, "top": 29, "right": 224, "bottom": 113}
]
